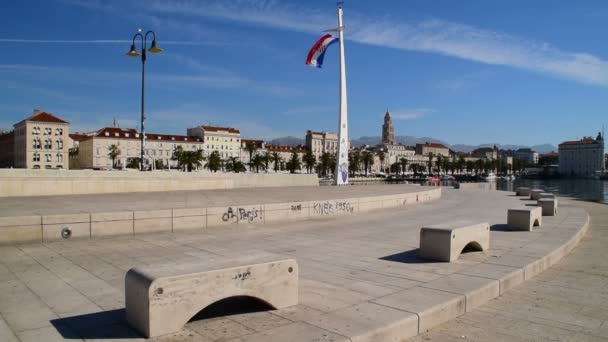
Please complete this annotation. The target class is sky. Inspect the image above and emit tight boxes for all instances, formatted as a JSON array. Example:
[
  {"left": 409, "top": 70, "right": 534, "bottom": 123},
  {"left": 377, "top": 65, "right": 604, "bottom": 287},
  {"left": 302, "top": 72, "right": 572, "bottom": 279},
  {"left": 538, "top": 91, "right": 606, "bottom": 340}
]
[{"left": 1, "top": 0, "right": 607, "bottom": 148}]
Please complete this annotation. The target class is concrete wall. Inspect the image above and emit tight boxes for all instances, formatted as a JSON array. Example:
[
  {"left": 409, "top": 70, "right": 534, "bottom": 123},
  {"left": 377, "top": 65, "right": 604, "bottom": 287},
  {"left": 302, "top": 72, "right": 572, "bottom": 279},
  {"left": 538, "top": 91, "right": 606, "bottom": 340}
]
[
  {"left": 0, "top": 187, "right": 442, "bottom": 245},
  {"left": 0, "top": 169, "right": 319, "bottom": 197}
]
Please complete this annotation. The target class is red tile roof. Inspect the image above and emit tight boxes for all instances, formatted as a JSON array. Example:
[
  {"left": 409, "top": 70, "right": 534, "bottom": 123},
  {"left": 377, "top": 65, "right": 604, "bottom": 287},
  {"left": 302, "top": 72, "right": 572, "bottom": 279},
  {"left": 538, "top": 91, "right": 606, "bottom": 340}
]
[
  {"left": 21, "top": 111, "right": 68, "bottom": 124},
  {"left": 201, "top": 125, "right": 240, "bottom": 134},
  {"left": 559, "top": 138, "right": 599, "bottom": 146},
  {"left": 77, "top": 127, "right": 203, "bottom": 143},
  {"left": 419, "top": 142, "right": 448, "bottom": 149}
]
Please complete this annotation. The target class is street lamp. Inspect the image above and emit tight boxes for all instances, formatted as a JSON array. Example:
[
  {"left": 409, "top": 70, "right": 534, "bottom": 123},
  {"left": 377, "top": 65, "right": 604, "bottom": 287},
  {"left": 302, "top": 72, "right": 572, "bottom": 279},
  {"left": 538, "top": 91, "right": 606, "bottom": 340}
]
[{"left": 126, "top": 28, "right": 162, "bottom": 171}]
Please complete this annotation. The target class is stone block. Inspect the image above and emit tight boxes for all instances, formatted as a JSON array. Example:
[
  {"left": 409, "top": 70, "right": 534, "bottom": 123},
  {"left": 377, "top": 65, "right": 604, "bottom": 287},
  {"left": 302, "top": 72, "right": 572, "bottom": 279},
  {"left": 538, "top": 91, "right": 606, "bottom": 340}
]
[
  {"left": 90, "top": 211, "right": 134, "bottom": 238},
  {"left": 457, "top": 263, "right": 523, "bottom": 295},
  {"left": 372, "top": 286, "right": 465, "bottom": 333},
  {"left": 530, "top": 189, "right": 544, "bottom": 200},
  {"left": 0, "top": 215, "right": 42, "bottom": 245},
  {"left": 172, "top": 208, "right": 206, "bottom": 232},
  {"left": 133, "top": 210, "right": 172, "bottom": 234},
  {"left": 42, "top": 213, "right": 90, "bottom": 225},
  {"left": 507, "top": 207, "right": 542, "bottom": 231},
  {"left": 421, "top": 274, "right": 500, "bottom": 311},
  {"left": 43, "top": 222, "right": 90, "bottom": 242},
  {"left": 538, "top": 198, "right": 558, "bottom": 216},
  {"left": 538, "top": 192, "right": 555, "bottom": 199},
  {"left": 125, "top": 255, "right": 298, "bottom": 338},
  {"left": 419, "top": 222, "right": 490, "bottom": 262},
  {"left": 515, "top": 187, "right": 531, "bottom": 196}
]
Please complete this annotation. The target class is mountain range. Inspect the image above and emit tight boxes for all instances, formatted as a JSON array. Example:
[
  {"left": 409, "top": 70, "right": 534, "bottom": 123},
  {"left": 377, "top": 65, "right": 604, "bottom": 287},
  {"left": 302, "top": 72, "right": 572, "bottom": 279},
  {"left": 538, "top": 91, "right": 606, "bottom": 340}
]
[{"left": 267, "top": 136, "right": 558, "bottom": 154}]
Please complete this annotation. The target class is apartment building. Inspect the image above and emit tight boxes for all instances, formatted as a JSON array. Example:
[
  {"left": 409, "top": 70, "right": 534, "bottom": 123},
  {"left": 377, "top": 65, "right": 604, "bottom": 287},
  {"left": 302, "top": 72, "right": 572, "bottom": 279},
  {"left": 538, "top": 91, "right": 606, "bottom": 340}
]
[
  {"left": 415, "top": 142, "right": 450, "bottom": 157},
  {"left": 558, "top": 134, "right": 604, "bottom": 177},
  {"left": 187, "top": 125, "right": 241, "bottom": 159},
  {"left": 305, "top": 130, "right": 338, "bottom": 159}
]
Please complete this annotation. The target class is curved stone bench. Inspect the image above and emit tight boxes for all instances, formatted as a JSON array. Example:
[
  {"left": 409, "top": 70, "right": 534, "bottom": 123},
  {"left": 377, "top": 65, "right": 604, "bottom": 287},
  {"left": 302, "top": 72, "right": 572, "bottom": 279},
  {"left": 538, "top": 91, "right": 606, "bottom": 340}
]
[
  {"left": 530, "top": 189, "right": 545, "bottom": 200},
  {"left": 515, "top": 187, "right": 531, "bottom": 196},
  {"left": 125, "top": 255, "right": 298, "bottom": 338},
  {"left": 508, "top": 207, "right": 542, "bottom": 231},
  {"left": 419, "top": 222, "right": 490, "bottom": 262},
  {"left": 539, "top": 193, "right": 555, "bottom": 199}
]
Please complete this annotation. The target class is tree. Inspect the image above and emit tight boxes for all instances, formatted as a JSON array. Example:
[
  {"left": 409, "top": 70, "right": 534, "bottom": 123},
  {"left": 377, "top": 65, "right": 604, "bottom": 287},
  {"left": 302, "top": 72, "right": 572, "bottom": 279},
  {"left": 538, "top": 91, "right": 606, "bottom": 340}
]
[
  {"left": 225, "top": 157, "right": 246, "bottom": 173},
  {"left": 286, "top": 151, "right": 301, "bottom": 174},
  {"left": 303, "top": 150, "right": 317, "bottom": 174},
  {"left": 378, "top": 150, "right": 386, "bottom": 173},
  {"left": 348, "top": 151, "right": 361, "bottom": 177},
  {"left": 427, "top": 152, "right": 434, "bottom": 176},
  {"left": 251, "top": 153, "right": 265, "bottom": 173},
  {"left": 319, "top": 152, "right": 333, "bottom": 177},
  {"left": 465, "top": 160, "right": 475, "bottom": 174},
  {"left": 126, "top": 157, "right": 140, "bottom": 169},
  {"left": 180, "top": 149, "right": 205, "bottom": 172},
  {"left": 155, "top": 159, "right": 166, "bottom": 170},
  {"left": 436, "top": 155, "right": 443, "bottom": 175},
  {"left": 409, "top": 163, "right": 420, "bottom": 177},
  {"left": 263, "top": 152, "right": 271, "bottom": 171},
  {"left": 362, "top": 151, "right": 374, "bottom": 177},
  {"left": 107, "top": 144, "right": 121, "bottom": 168},
  {"left": 244, "top": 141, "right": 258, "bottom": 170},
  {"left": 206, "top": 151, "right": 222, "bottom": 172},
  {"left": 399, "top": 157, "right": 408, "bottom": 177},
  {"left": 457, "top": 156, "right": 466, "bottom": 174},
  {"left": 172, "top": 146, "right": 185, "bottom": 171},
  {"left": 271, "top": 152, "right": 282, "bottom": 172},
  {"left": 476, "top": 159, "right": 484, "bottom": 174}
]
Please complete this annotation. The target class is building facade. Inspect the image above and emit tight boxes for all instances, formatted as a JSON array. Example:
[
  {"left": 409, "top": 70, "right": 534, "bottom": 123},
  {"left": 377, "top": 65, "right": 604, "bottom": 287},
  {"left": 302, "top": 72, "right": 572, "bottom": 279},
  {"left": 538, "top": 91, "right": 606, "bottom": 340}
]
[
  {"left": 240, "top": 139, "right": 267, "bottom": 168},
  {"left": 187, "top": 125, "right": 241, "bottom": 159},
  {"left": 8, "top": 110, "right": 71, "bottom": 169},
  {"left": 0, "top": 131, "right": 15, "bottom": 168},
  {"left": 513, "top": 148, "right": 539, "bottom": 164},
  {"left": 558, "top": 135, "right": 604, "bottom": 177},
  {"left": 472, "top": 146, "right": 498, "bottom": 160},
  {"left": 306, "top": 130, "right": 338, "bottom": 159},
  {"left": 382, "top": 111, "right": 395, "bottom": 145},
  {"left": 415, "top": 142, "right": 450, "bottom": 157},
  {"left": 69, "top": 127, "right": 203, "bottom": 169}
]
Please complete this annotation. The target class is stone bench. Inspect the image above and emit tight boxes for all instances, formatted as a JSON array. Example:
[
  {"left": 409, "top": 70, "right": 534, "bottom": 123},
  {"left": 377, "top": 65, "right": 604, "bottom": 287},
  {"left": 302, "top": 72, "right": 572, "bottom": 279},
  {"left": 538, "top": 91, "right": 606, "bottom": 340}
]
[
  {"left": 507, "top": 207, "right": 542, "bottom": 231},
  {"left": 538, "top": 198, "right": 558, "bottom": 216},
  {"left": 530, "top": 189, "right": 545, "bottom": 200},
  {"left": 515, "top": 187, "right": 531, "bottom": 196},
  {"left": 125, "top": 255, "right": 299, "bottom": 338},
  {"left": 538, "top": 192, "right": 555, "bottom": 199},
  {"left": 419, "top": 222, "right": 490, "bottom": 262}
]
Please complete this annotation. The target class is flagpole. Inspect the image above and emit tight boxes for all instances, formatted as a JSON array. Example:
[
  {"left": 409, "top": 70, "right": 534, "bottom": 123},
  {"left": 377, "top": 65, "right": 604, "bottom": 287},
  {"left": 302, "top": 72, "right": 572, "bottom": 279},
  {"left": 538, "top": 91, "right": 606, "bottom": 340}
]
[{"left": 334, "top": 1, "right": 349, "bottom": 185}]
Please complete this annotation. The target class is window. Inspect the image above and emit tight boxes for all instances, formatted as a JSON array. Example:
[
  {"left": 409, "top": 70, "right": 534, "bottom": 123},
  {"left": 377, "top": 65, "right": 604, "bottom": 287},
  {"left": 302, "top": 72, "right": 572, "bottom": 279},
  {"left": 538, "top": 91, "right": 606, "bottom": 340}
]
[
  {"left": 55, "top": 128, "right": 63, "bottom": 136},
  {"left": 44, "top": 127, "right": 52, "bottom": 135},
  {"left": 45, "top": 154, "right": 51, "bottom": 162},
  {"left": 33, "top": 153, "right": 40, "bottom": 162},
  {"left": 33, "top": 138, "right": 41, "bottom": 149},
  {"left": 44, "top": 139, "right": 52, "bottom": 149},
  {"left": 32, "top": 127, "right": 41, "bottom": 135},
  {"left": 56, "top": 139, "right": 63, "bottom": 149},
  {"left": 56, "top": 153, "right": 63, "bottom": 162}
]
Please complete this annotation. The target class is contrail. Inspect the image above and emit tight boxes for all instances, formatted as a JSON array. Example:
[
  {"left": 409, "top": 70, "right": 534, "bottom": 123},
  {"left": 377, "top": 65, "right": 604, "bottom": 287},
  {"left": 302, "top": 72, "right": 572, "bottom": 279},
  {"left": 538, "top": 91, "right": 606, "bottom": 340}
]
[{"left": 0, "top": 39, "right": 228, "bottom": 46}]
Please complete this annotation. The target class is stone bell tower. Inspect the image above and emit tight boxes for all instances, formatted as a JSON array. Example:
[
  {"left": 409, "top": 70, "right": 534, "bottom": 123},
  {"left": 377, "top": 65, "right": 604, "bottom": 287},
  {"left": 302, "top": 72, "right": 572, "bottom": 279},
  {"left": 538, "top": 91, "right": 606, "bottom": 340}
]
[{"left": 382, "top": 110, "right": 395, "bottom": 145}]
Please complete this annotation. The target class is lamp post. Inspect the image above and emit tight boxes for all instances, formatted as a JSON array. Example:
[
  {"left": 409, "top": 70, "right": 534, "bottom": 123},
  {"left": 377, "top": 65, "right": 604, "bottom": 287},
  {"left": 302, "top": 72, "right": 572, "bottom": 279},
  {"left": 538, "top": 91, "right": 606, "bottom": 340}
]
[{"left": 126, "top": 28, "right": 162, "bottom": 171}]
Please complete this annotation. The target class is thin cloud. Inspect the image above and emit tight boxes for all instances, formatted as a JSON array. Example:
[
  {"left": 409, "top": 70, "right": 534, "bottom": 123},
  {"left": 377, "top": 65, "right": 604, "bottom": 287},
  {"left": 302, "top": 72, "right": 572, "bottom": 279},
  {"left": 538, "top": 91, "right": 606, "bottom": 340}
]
[
  {"left": 140, "top": 0, "right": 608, "bottom": 86},
  {"left": 0, "top": 38, "right": 230, "bottom": 46},
  {"left": 391, "top": 108, "right": 433, "bottom": 120}
]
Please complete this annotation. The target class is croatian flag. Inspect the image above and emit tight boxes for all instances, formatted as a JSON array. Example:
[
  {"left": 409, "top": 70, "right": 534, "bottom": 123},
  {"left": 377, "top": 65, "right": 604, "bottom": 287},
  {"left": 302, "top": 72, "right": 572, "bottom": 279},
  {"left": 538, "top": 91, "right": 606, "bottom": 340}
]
[{"left": 306, "top": 34, "right": 339, "bottom": 68}]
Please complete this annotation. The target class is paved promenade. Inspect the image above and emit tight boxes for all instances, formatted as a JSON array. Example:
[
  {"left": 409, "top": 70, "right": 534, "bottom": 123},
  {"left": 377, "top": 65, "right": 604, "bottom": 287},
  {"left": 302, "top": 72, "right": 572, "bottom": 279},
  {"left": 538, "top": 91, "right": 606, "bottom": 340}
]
[
  {"left": 0, "top": 184, "right": 424, "bottom": 216},
  {"left": 412, "top": 200, "right": 608, "bottom": 342}
]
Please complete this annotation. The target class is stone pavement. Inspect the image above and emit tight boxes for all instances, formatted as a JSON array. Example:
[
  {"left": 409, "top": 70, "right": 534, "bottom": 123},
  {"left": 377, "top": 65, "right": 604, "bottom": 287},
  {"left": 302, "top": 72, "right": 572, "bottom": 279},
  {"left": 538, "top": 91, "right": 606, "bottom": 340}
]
[
  {"left": 0, "top": 184, "right": 424, "bottom": 216},
  {"left": 0, "top": 189, "right": 591, "bottom": 341},
  {"left": 412, "top": 200, "right": 608, "bottom": 342}
]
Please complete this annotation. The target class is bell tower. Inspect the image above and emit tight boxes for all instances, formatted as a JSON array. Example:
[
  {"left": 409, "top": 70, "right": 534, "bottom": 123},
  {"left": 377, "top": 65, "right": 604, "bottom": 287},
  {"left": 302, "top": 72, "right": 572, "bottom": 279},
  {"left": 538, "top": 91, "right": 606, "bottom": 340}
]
[{"left": 382, "top": 110, "right": 395, "bottom": 145}]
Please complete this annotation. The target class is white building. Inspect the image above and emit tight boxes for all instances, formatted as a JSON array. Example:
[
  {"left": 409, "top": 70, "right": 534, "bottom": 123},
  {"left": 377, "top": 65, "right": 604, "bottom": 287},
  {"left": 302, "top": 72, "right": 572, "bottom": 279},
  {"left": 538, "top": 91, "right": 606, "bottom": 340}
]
[
  {"left": 306, "top": 130, "right": 338, "bottom": 159},
  {"left": 513, "top": 148, "right": 539, "bottom": 164},
  {"left": 558, "top": 134, "right": 604, "bottom": 177},
  {"left": 187, "top": 125, "right": 241, "bottom": 159}
]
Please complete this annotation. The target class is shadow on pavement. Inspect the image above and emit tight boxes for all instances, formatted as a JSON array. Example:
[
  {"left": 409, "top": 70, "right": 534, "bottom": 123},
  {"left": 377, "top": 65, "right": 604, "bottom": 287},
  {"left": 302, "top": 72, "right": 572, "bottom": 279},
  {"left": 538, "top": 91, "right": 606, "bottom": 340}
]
[
  {"left": 51, "top": 309, "right": 140, "bottom": 340},
  {"left": 380, "top": 249, "right": 441, "bottom": 264}
]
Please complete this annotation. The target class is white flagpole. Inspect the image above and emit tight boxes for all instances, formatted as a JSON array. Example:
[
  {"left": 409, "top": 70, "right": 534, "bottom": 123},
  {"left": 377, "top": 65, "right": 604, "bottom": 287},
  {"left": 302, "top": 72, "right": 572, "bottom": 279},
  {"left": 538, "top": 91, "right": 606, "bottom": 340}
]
[{"left": 334, "top": 2, "right": 349, "bottom": 185}]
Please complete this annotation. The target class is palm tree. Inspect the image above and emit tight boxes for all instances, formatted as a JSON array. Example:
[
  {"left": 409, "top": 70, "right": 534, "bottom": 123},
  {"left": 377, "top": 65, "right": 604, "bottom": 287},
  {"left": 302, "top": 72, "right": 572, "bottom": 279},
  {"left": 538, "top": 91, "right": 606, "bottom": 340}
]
[
  {"left": 409, "top": 163, "right": 419, "bottom": 177},
  {"left": 399, "top": 157, "right": 408, "bottom": 177},
  {"left": 319, "top": 152, "right": 333, "bottom": 177},
  {"left": 286, "top": 151, "right": 301, "bottom": 174},
  {"left": 348, "top": 151, "right": 361, "bottom": 177},
  {"left": 225, "top": 157, "right": 246, "bottom": 173},
  {"left": 263, "top": 152, "right": 271, "bottom": 171},
  {"left": 457, "top": 156, "right": 466, "bottom": 174},
  {"left": 303, "top": 150, "right": 317, "bottom": 174},
  {"left": 107, "top": 144, "right": 121, "bottom": 168},
  {"left": 251, "top": 153, "right": 265, "bottom": 173},
  {"left": 427, "top": 152, "right": 434, "bottom": 176},
  {"left": 271, "top": 152, "right": 282, "bottom": 172},
  {"left": 466, "top": 160, "right": 475, "bottom": 174},
  {"left": 180, "top": 149, "right": 205, "bottom": 172},
  {"left": 436, "top": 155, "right": 443, "bottom": 175},
  {"left": 378, "top": 150, "right": 386, "bottom": 173},
  {"left": 244, "top": 141, "right": 258, "bottom": 170},
  {"left": 172, "top": 145, "right": 185, "bottom": 171},
  {"left": 206, "top": 151, "right": 222, "bottom": 172},
  {"left": 362, "top": 151, "right": 374, "bottom": 177}
]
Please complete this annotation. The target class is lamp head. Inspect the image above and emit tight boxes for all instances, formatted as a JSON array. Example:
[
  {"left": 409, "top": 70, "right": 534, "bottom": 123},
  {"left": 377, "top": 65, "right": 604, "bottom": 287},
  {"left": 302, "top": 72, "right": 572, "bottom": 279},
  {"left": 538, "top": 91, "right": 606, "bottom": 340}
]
[
  {"left": 148, "top": 39, "right": 163, "bottom": 53},
  {"left": 126, "top": 43, "right": 141, "bottom": 57}
]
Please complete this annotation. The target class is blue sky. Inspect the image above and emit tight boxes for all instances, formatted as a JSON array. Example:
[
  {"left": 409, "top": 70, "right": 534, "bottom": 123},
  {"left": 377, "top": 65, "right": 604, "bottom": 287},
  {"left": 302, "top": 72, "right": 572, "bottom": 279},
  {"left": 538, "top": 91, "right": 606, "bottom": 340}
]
[{"left": 1, "top": 0, "right": 607, "bottom": 148}]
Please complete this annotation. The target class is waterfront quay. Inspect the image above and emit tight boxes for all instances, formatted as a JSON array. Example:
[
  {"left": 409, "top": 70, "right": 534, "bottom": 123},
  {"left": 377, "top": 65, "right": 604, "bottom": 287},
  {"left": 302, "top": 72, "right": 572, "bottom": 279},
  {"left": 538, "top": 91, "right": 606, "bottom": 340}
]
[{"left": 0, "top": 183, "right": 599, "bottom": 341}]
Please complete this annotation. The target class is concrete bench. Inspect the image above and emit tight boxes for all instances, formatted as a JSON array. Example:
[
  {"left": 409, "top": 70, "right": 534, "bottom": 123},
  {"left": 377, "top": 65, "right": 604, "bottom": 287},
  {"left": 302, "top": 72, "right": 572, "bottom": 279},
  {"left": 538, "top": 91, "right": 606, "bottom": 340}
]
[
  {"left": 125, "top": 255, "right": 299, "bottom": 338},
  {"left": 419, "top": 222, "right": 490, "bottom": 262},
  {"left": 530, "top": 189, "right": 545, "bottom": 200},
  {"left": 538, "top": 198, "right": 558, "bottom": 216},
  {"left": 538, "top": 192, "right": 555, "bottom": 199},
  {"left": 515, "top": 187, "right": 531, "bottom": 196},
  {"left": 507, "top": 207, "right": 542, "bottom": 231}
]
